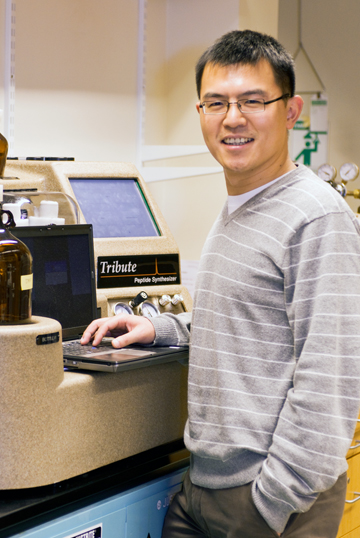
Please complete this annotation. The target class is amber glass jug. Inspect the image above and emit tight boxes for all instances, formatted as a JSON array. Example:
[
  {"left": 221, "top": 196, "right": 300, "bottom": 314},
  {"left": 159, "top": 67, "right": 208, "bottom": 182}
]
[
  {"left": 0, "top": 209, "right": 33, "bottom": 323},
  {"left": 0, "top": 132, "right": 8, "bottom": 177}
]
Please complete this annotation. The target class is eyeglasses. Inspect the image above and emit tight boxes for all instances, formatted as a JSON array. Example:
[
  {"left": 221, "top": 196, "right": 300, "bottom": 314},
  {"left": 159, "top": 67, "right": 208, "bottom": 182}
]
[{"left": 199, "top": 94, "right": 290, "bottom": 115}]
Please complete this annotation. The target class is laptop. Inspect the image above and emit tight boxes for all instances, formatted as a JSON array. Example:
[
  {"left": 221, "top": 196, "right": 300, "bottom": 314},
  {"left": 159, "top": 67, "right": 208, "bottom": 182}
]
[{"left": 12, "top": 224, "right": 189, "bottom": 373}]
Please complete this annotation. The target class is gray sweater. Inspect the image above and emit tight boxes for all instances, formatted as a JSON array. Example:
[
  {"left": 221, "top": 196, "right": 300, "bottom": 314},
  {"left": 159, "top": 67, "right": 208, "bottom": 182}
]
[{"left": 152, "top": 164, "right": 360, "bottom": 533}]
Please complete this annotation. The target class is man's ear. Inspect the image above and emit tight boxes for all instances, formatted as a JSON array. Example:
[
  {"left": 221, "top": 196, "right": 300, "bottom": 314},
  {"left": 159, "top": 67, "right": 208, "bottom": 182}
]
[
  {"left": 196, "top": 102, "right": 201, "bottom": 114},
  {"left": 286, "top": 95, "right": 304, "bottom": 129}
]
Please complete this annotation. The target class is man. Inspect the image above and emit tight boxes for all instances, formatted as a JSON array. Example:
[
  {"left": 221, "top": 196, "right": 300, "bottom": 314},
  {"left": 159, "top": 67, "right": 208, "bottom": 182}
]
[{"left": 82, "top": 30, "right": 360, "bottom": 537}]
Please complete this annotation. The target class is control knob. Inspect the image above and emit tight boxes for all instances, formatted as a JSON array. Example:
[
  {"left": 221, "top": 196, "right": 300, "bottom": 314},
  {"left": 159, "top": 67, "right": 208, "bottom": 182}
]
[
  {"left": 129, "top": 291, "right": 148, "bottom": 308},
  {"left": 171, "top": 294, "right": 183, "bottom": 306},
  {"left": 159, "top": 294, "right": 171, "bottom": 306}
]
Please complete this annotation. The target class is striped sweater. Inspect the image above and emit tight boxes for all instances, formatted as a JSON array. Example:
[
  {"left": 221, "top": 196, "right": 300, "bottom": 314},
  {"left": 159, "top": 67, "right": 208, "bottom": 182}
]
[{"left": 151, "top": 164, "right": 360, "bottom": 533}]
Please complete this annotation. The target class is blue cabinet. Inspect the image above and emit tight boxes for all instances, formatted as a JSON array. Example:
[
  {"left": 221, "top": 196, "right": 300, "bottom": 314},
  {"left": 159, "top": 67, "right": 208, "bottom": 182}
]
[
  {"left": 126, "top": 478, "right": 181, "bottom": 538},
  {"left": 13, "top": 467, "right": 187, "bottom": 538}
]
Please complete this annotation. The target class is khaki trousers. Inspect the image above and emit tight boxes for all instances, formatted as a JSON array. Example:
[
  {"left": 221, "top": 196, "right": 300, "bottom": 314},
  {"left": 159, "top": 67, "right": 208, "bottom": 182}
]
[{"left": 162, "top": 470, "right": 347, "bottom": 538}]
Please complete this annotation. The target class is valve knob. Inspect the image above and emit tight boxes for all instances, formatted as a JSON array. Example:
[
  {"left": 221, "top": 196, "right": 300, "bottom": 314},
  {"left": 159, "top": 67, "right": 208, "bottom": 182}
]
[
  {"left": 129, "top": 291, "right": 148, "bottom": 308},
  {"left": 171, "top": 294, "right": 183, "bottom": 306},
  {"left": 159, "top": 294, "right": 171, "bottom": 306}
]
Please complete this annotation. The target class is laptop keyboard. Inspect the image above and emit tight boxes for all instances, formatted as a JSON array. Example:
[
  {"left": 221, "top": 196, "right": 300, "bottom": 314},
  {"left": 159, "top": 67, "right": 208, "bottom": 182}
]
[{"left": 63, "top": 339, "right": 113, "bottom": 356}]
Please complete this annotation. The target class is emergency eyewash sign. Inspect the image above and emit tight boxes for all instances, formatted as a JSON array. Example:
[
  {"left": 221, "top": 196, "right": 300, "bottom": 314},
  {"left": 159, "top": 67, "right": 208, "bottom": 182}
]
[{"left": 291, "top": 94, "right": 328, "bottom": 171}]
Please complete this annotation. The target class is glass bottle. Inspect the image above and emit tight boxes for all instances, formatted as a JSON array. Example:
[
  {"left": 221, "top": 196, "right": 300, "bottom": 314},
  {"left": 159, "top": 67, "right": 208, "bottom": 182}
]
[
  {"left": 0, "top": 132, "right": 8, "bottom": 177},
  {"left": 0, "top": 208, "right": 33, "bottom": 323}
]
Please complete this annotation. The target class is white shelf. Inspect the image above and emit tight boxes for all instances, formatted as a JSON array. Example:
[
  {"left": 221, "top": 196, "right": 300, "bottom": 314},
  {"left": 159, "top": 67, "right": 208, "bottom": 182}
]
[
  {"left": 141, "top": 145, "right": 210, "bottom": 161},
  {"left": 139, "top": 166, "right": 223, "bottom": 182}
]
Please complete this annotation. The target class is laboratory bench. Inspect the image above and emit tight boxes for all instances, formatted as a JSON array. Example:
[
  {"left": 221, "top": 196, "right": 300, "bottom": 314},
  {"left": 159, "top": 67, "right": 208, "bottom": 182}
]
[{"left": 0, "top": 439, "right": 189, "bottom": 538}]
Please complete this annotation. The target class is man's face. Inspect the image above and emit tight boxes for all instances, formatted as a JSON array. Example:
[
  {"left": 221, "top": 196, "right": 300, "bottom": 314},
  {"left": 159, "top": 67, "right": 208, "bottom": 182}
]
[{"left": 196, "top": 59, "right": 302, "bottom": 194}]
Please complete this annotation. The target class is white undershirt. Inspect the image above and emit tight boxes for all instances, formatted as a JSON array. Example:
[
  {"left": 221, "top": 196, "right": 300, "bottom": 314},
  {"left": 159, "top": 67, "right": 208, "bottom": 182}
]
[{"left": 227, "top": 176, "right": 283, "bottom": 215}]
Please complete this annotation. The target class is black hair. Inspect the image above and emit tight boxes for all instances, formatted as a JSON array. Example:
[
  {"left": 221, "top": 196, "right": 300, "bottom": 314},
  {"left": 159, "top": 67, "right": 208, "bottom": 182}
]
[{"left": 195, "top": 30, "right": 295, "bottom": 98}]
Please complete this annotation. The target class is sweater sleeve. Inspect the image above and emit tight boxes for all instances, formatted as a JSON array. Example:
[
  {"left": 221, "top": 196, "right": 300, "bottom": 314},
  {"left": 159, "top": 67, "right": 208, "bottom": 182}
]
[
  {"left": 150, "top": 311, "right": 192, "bottom": 347},
  {"left": 252, "top": 211, "right": 360, "bottom": 533}
]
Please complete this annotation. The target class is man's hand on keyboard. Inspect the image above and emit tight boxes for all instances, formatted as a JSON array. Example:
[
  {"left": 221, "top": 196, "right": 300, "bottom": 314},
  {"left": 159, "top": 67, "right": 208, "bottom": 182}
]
[{"left": 80, "top": 314, "right": 156, "bottom": 349}]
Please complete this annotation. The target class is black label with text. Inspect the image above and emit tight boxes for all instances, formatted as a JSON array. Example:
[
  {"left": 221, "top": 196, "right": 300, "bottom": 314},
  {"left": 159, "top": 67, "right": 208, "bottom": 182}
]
[
  {"left": 65, "top": 525, "right": 102, "bottom": 538},
  {"left": 97, "top": 254, "right": 180, "bottom": 289}
]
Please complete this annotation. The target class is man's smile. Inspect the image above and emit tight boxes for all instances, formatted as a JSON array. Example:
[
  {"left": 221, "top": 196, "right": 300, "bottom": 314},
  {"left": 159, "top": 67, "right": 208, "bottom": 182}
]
[{"left": 222, "top": 137, "right": 254, "bottom": 146}]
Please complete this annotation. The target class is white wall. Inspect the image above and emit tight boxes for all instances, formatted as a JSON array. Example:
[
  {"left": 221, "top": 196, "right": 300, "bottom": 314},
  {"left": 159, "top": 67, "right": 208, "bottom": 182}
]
[{"left": 0, "top": 0, "right": 139, "bottom": 162}]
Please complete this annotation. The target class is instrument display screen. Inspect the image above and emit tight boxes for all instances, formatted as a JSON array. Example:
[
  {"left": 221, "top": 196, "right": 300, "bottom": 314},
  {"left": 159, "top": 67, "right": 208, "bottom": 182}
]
[{"left": 70, "top": 177, "right": 160, "bottom": 238}]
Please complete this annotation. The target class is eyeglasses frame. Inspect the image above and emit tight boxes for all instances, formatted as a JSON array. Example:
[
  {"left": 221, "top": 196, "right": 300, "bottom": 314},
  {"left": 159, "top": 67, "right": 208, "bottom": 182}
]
[{"left": 199, "top": 94, "right": 291, "bottom": 115}]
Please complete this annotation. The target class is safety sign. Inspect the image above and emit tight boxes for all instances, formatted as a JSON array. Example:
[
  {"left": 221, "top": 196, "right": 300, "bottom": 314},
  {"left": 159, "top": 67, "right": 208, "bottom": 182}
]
[{"left": 290, "top": 94, "right": 328, "bottom": 171}]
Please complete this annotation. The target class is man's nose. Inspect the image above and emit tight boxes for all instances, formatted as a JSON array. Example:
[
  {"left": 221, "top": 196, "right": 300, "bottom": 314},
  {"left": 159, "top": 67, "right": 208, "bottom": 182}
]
[{"left": 223, "top": 102, "right": 247, "bottom": 125}]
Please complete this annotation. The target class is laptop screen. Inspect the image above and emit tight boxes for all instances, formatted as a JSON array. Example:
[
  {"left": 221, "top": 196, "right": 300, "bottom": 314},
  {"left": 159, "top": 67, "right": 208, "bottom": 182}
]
[{"left": 12, "top": 224, "right": 97, "bottom": 340}]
